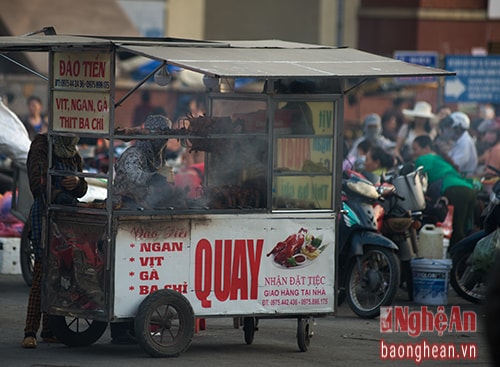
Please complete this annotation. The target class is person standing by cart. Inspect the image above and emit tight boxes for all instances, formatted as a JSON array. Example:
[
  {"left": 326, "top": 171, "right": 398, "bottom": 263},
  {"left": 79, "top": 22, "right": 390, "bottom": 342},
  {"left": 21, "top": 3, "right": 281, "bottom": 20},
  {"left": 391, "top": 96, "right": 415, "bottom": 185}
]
[{"left": 22, "top": 133, "right": 87, "bottom": 348}]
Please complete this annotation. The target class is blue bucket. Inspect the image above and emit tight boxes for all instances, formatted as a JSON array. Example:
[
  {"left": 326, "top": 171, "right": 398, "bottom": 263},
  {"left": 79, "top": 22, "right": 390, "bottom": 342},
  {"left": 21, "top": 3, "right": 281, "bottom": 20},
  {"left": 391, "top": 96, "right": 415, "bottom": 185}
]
[{"left": 411, "top": 258, "right": 452, "bottom": 305}]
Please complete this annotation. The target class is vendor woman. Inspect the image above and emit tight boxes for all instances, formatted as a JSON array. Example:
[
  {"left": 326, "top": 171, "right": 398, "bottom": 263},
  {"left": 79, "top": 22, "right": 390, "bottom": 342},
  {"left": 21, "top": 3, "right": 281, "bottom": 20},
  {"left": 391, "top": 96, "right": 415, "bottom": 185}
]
[{"left": 113, "top": 114, "right": 185, "bottom": 209}]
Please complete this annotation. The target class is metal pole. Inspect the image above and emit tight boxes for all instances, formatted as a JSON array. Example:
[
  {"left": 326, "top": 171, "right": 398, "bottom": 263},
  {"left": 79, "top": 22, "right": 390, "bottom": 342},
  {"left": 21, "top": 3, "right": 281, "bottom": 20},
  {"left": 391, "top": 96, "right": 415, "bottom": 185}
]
[{"left": 337, "top": 0, "right": 345, "bottom": 47}]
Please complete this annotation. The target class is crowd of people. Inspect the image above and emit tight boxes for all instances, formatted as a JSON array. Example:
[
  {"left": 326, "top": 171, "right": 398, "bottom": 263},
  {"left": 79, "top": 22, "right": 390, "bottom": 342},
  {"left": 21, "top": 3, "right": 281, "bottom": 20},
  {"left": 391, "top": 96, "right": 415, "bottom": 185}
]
[{"left": 344, "top": 100, "right": 500, "bottom": 249}]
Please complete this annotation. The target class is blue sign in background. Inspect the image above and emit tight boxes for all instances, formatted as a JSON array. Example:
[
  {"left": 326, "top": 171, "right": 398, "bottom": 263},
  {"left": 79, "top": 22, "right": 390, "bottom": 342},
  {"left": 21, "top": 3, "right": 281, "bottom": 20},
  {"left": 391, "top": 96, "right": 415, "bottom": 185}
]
[
  {"left": 444, "top": 55, "right": 500, "bottom": 103},
  {"left": 394, "top": 51, "right": 439, "bottom": 84}
]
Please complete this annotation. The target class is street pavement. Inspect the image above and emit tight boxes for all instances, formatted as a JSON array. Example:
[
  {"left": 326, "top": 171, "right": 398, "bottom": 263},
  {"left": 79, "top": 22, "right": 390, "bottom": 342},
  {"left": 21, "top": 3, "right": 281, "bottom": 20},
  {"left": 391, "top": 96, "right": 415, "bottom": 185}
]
[{"left": 0, "top": 273, "right": 493, "bottom": 366}]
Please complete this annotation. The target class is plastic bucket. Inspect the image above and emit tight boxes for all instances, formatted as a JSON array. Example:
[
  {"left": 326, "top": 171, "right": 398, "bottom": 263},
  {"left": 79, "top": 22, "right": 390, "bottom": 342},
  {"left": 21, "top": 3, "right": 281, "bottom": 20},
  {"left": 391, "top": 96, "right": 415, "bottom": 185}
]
[
  {"left": 442, "top": 238, "right": 450, "bottom": 259},
  {"left": 418, "top": 225, "right": 444, "bottom": 259},
  {"left": 411, "top": 258, "right": 452, "bottom": 305}
]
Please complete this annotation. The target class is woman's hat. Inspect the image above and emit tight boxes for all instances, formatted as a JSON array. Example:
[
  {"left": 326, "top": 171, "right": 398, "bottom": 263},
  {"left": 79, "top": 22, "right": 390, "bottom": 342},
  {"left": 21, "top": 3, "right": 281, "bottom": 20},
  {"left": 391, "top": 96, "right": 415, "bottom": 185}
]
[{"left": 402, "top": 101, "right": 435, "bottom": 119}]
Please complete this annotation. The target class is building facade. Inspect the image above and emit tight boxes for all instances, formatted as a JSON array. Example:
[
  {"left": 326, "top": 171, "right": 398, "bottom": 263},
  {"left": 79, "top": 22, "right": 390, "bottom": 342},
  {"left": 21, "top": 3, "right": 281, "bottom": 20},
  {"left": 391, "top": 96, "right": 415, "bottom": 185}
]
[
  {"left": 165, "top": 0, "right": 359, "bottom": 48},
  {"left": 358, "top": 0, "right": 500, "bottom": 56}
]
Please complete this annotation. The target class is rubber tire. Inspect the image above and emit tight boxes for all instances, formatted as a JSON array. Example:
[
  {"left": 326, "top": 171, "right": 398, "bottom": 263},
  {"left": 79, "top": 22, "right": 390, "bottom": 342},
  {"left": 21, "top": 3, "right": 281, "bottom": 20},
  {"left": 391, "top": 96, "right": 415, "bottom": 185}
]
[
  {"left": 134, "top": 289, "right": 195, "bottom": 357},
  {"left": 297, "top": 318, "right": 311, "bottom": 352},
  {"left": 243, "top": 317, "right": 256, "bottom": 345},
  {"left": 450, "top": 250, "right": 485, "bottom": 304},
  {"left": 48, "top": 315, "right": 107, "bottom": 347},
  {"left": 346, "top": 246, "right": 400, "bottom": 319},
  {"left": 20, "top": 220, "right": 34, "bottom": 287}
]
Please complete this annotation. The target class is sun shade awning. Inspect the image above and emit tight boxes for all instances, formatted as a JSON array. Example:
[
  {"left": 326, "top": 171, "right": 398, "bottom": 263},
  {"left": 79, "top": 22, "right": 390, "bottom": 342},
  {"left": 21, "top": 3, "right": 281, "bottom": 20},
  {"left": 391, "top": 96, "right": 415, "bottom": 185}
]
[
  {"left": 0, "top": 35, "right": 114, "bottom": 51},
  {"left": 117, "top": 42, "right": 454, "bottom": 79},
  {"left": 0, "top": 34, "right": 454, "bottom": 79}
]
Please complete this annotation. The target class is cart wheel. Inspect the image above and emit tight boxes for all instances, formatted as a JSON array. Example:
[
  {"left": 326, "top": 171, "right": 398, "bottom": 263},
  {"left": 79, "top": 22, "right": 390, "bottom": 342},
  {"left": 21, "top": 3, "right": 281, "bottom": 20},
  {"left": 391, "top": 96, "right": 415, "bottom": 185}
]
[
  {"left": 48, "top": 315, "right": 107, "bottom": 347},
  {"left": 297, "top": 317, "right": 313, "bottom": 352},
  {"left": 134, "top": 289, "right": 195, "bottom": 358},
  {"left": 20, "top": 219, "right": 34, "bottom": 287},
  {"left": 243, "top": 317, "right": 257, "bottom": 344}
]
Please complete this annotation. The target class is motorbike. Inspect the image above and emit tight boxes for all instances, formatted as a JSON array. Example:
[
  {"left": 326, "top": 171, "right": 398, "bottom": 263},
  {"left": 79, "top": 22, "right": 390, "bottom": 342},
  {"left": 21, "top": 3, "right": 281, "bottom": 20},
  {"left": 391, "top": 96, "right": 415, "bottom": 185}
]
[
  {"left": 338, "top": 171, "right": 401, "bottom": 319},
  {"left": 380, "top": 165, "right": 427, "bottom": 301},
  {"left": 449, "top": 165, "right": 500, "bottom": 304}
]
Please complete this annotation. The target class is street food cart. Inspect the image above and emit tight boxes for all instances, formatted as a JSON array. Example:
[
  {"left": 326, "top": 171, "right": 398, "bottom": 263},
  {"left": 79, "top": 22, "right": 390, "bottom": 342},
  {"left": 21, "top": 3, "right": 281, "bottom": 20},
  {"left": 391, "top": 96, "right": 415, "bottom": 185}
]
[{"left": 0, "top": 32, "right": 452, "bottom": 357}]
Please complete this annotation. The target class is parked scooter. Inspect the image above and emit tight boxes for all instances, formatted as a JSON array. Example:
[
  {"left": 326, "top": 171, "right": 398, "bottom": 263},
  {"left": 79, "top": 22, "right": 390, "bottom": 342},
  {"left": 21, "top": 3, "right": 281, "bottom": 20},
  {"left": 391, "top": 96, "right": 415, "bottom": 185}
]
[
  {"left": 450, "top": 165, "right": 500, "bottom": 304},
  {"left": 338, "top": 171, "right": 401, "bottom": 319},
  {"left": 381, "top": 165, "right": 427, "bottom": 301}
]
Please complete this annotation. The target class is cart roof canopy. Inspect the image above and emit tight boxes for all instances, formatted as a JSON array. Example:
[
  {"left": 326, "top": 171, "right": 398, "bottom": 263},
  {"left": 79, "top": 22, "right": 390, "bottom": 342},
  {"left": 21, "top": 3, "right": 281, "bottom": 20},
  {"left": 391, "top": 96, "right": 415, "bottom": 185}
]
[{"left": 0, "top": 33, "right": 454, "bottom": 79}]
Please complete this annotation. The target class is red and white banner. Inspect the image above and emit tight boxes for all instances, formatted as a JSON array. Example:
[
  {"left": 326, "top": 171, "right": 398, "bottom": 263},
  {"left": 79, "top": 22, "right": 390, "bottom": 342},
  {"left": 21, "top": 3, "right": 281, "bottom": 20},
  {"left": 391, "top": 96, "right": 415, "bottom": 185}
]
[{"left": 113, "top": 214, "right": 335, "bottom": 317}]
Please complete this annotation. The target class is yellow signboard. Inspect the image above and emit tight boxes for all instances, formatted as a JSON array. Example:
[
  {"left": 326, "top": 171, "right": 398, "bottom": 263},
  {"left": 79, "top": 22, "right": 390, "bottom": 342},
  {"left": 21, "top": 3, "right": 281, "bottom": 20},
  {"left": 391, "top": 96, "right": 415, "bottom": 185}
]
[
  {"left": 274, "top": 176, "right": 332, "bottom": 209},
  {"left": 308, "top": 101, "right": 334, "bottom": 134}
]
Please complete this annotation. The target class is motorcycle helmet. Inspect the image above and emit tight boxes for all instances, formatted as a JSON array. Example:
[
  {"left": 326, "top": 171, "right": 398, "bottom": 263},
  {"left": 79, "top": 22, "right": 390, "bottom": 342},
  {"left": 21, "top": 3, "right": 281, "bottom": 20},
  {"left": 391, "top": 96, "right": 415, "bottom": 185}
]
[{"left": 450, "top": 111, "right": 470, "bottom": 130}]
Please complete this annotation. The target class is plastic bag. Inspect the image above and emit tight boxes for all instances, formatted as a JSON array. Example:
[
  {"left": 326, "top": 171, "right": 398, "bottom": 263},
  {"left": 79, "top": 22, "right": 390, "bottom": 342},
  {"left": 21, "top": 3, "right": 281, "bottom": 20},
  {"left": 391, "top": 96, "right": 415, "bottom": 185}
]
[
  {"left": 471, "top": 228, "right": 500, "bottom": 272},
  {"left": 0, "top": 98, "right": 31, "bottom": 163}
]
